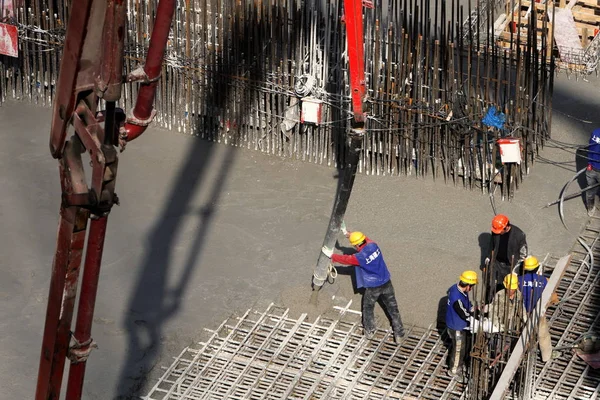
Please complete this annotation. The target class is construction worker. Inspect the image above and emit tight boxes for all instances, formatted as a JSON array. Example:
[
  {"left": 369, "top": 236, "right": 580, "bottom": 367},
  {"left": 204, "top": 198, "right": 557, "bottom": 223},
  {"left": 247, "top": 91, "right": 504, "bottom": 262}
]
[
  {"left": 321, "top": 230, "right": 405, "bottom": 343},
  {"left": 586, "top": 128, "right": 600, "bottom": 216},
  {"left": 485, "top": 273, "right": 527, "bottom": 365},
  {"left": 445, "top": 270, "right": 478, "bottom": 379},
  {"left": 485, "top": 214, "right": 527, "bottom": 301},
  {"left": 487, "top": 273, "right": 526, "bottom": 333},
  {"left": 518, "top": 256, "right": 558, "bottom": 362}
]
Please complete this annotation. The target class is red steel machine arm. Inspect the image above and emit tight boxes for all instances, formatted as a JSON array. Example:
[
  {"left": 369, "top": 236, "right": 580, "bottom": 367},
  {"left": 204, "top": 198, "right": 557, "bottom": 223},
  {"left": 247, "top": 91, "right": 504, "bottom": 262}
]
[
  {"left": 344, "top": 0, "right": 367, "bottom": 125},
  {"left": 36, "top": 1, "right": 176, "bottom": 399}
]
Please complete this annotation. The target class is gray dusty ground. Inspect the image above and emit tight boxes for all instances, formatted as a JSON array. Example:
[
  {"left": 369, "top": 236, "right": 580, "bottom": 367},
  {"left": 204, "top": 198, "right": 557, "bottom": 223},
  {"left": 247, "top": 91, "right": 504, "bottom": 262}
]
[{"left": 0, "top": 73, "right": 596, "bottom": 399}]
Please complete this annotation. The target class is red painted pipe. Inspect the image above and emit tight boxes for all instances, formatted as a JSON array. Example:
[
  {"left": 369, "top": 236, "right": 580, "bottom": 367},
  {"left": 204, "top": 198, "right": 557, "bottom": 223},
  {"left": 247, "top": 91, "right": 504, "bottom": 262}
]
[
  {"left": 35, "top": 207, "right": 77, "bottom": 400},
  {"left": 343, "top": 0, "right": 366, "bottom": 124},
  {"left": 124, "top": 0, "right": 177, "bottom": 142},
  {"left": 47, "top": 210, "right": 89, "bottom": 399},
  {"left": 49, "top": 0, "right": 94, "bottom": 158},
  {"left": 65, "top": 216, "right": 108, "bottom": 400}
]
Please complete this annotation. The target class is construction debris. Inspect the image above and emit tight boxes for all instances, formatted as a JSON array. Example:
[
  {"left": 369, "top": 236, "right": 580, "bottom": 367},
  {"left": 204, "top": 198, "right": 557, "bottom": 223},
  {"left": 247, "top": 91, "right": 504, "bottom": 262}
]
[{"left": 494, "top": 0, "right": 600, "bottom": 74}]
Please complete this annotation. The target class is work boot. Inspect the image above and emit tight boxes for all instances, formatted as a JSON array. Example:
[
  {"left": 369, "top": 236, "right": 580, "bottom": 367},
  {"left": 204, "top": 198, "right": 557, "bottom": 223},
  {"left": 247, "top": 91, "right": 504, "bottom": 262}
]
[
  {"left": 588, "top": 205, "right": 596, "bottom": 217},
  {"left": 587, "top": 200, "right": 596, "bottom": 217},
  {"left": 447, "top": 368, "right": 464, "bottom": 380},
  {"left": 394, "top": 329, "right": 405, "bottom": 344}
]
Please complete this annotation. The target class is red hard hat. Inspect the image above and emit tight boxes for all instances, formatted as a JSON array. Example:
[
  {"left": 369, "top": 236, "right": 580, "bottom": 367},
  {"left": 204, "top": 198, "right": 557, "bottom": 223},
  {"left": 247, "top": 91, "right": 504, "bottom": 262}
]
[{"left": 491, "top": 214, "right": 509, "bottom": 234}]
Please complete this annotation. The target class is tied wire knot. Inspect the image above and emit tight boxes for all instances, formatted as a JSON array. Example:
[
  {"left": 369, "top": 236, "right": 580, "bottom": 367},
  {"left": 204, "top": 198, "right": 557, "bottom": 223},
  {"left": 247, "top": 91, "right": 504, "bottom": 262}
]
[
  {"left": 312, "top": 262, "right": 338, "bottom": 285},
  {"left": 327, "top": 262, "right": 338, "bottom": 284},
  {"left": 67, "top": 335, "right": 98, "bottom": 364}
]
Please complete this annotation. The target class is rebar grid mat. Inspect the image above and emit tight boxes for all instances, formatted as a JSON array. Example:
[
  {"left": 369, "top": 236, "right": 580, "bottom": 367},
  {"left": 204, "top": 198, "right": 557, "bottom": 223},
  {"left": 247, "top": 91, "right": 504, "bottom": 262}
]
[
  {"left": 521, "top": 217, "right": 600, "bottom": 400},
  {"left": 144, "top": 305, "right": 466, "bottom": 400},
  {"left": 143, "top": 219, "right": 600, "bottom": 400}
]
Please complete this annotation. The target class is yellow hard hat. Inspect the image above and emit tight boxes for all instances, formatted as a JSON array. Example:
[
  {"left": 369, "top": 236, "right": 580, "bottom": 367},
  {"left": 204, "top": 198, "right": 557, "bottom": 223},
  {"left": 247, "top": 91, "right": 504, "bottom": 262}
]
[
  {"left": 523, "top": 256, "right": 539, "bottom": 271},
  {"left": 349, "top": 231, "right": 366, "bottom": 246},
  {"left": 459, "top": 270, "right": 478, "bottom": 285},
  {"left": 503, "top": 273, "right": 519, "bottom": 290}
]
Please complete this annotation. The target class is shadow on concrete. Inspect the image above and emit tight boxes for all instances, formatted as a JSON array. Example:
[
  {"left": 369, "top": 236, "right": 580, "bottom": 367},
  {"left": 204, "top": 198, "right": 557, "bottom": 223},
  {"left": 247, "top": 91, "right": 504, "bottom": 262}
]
[
  {"left": 116, "top": 139, "right": 230, "bottom": 397},
  {"left": 114, "top": 4, "right": 350, "bottom": 397},
  {"left": 436, "top": 293, "right": 450, "bottom": 351}
]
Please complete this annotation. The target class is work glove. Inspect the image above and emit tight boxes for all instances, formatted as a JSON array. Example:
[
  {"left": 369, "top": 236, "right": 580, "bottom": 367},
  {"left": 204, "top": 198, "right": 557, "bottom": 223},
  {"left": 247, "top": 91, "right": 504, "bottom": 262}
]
[
  {"left": 464, "top": 316, "right": 474, "bottom": 332},
  {"left": 321, "top": 246, "right": 334, "bottom": 258},
  {"left": 340, "top": 221, "right": 349, "bottom": 237}
]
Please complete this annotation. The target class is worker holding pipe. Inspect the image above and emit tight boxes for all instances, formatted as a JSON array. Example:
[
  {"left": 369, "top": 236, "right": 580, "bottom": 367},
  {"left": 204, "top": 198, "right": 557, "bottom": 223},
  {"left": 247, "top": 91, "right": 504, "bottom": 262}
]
[
  {"left": 484, "top": 273, "right": 527, "bottom": 367},
  {"left": 518, "top": 256, "right": 558, "bottom": 362},
  {"left": 321, "top": 227, "right": 405, "bottom": 343},
  {"left": 487, "top": 273, "right": 527, "bottom": 333},
  {"left": 445, "top": 270, "right": 478, "bottom": 379},
  {"left": 484, "top": 214, "right": 528, "bottom": 301}
]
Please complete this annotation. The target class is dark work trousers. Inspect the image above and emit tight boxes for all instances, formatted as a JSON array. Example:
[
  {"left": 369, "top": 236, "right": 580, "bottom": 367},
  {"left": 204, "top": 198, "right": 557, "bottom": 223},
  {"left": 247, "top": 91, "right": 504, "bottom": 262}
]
[
  {"left": 362, "top": 280, "right": 404, "bottom": 335},
  {"left": 447, "top": 328, "right": 470, "bottom": 373},
  {"left": 586, "top": 168, "right": 600, "bottom": 208},
  {"left": 486, "top": 261, "right": 511, "bottom": 303}
]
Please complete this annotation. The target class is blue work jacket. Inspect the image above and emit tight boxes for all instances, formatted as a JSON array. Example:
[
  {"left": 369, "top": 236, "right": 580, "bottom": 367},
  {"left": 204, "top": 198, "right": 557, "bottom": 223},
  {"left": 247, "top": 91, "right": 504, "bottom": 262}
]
[
  {"left": 519, "top": 272, "right": 547, "bottom": 313},
  {"left": 354, "top": 242, "right": 391, "bottom": 288},
  {"left": 446, "top": 284, "right": 471, "bottom": 331}
]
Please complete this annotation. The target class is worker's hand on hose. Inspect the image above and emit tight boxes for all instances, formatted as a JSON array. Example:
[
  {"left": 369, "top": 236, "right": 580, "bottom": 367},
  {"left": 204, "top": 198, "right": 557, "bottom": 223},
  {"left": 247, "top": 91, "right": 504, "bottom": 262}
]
[
  {"left": 321, "top": 246, "right": 334, "bottom": 258},
  {"left": 340, "top": 221, "right": 349, "bottom": 237}
]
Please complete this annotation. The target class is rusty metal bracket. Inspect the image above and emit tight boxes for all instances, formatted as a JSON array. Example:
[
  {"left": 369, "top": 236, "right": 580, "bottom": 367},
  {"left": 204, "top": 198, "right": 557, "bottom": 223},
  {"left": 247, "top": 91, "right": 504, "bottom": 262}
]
[
  {"left": 67, "top": 336, "right": 98, "bottom": 364},
  {"left": 125, "top": 66, "right": 162, "bottom": 84},
  {"left": 126, "top": 107, "right": 158, "bottom": 127}
]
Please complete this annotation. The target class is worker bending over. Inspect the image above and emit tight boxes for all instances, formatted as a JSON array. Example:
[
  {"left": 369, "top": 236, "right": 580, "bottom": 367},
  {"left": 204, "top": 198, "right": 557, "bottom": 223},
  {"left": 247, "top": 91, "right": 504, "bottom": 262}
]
[{"left": 322, "top": 230, "right": 405, "bottom": 343}]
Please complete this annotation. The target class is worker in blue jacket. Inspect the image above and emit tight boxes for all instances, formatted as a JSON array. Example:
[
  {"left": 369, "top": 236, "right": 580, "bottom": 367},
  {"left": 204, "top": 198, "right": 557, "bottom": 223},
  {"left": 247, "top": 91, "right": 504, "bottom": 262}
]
[
  {"left": 322, "top": 230, "right": 405, "bottom": 343},
  {"left": 518, "top": 256, "right": 558, "bottom": 362},
  {"left": 445, "top": 270, "right": 478, "bottom": 379},
  {"left": 586, "top": 128, "right": 600, "bottom": 216},
  {"left": 519, "top": 256, "right": 548, "bottom": 313}
]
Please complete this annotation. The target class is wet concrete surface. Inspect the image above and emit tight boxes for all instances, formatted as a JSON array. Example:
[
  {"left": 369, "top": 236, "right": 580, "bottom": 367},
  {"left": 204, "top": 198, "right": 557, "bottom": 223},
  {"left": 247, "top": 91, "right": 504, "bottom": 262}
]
[{"left": 0, "top": 72, "right": 596, "bottom": 399}]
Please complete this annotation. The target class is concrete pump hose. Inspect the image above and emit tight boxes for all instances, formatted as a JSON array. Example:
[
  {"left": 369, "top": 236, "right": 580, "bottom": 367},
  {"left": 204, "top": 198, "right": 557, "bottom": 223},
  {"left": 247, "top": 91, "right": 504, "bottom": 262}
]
[{"left": 313, "top": 262, "right": 337, "bottom": 286}]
